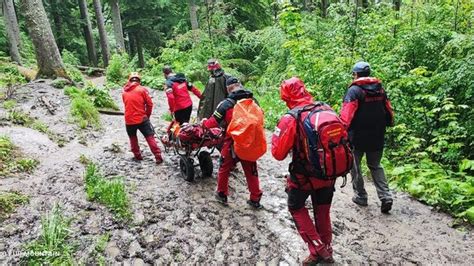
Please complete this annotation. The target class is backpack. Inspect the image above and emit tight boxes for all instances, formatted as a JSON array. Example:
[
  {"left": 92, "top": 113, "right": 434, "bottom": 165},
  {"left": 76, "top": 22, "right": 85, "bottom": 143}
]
[
  {"left": 288, "top": 102, "right": 353, "bottom": 181},
  {"left": 226, "top": 98, "right": 267, "bottom": 162}
]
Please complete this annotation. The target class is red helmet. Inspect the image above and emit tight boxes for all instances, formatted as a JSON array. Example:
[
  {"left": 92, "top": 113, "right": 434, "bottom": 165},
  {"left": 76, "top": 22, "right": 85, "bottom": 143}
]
[
  {"left": 280, "top": 77, "right": 314, "bottom": 109},
  {"left": 207, "top": 59, "right": 222, "bottom": 71}
]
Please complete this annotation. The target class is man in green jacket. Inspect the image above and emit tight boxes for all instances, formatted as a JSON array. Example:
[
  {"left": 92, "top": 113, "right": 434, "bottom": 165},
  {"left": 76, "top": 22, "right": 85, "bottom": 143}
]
[{"left": 197, "top": 59, "right": 229, "bottom": 120}]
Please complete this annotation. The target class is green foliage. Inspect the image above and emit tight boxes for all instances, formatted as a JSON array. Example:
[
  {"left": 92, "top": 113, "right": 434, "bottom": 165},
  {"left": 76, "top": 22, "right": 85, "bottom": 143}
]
[
  {"left": 65, "top": 64, "right": 84, "bottom": 84},
  {"left": 106, "top": 53, "right": 131, "bottom": 88},
  {"left": 0, "top": 191, "right": 29, "bottom": 217},
  {"left": 85, "top": 163, "right": 131, "bottom": 220},
  {"left": 387, "top": 158, "right": 474, "bottom": 223},
  {"left": 161, "top": 112, "right": 173, "bottom": 122},
  {"left": 0, "top": 61, "right": 26, "bottom": 87},
  {"left": 0, "top": 135, "right": 39, "bottom": 176},
  {"left": 61, "top": 50, "right": 81, "bottom": 66},
  {"left": 65, "top": 85, "right": 110, "bottom": 128},
  {"left": 3, "top": 99, "right": 16, "bottom": 110},
  {"left": 24, "top": 204, "right": 75, "bottom": 265},
  {"left": 83, "top": 82, "right": 119, "bottom": 110},
  {"left": 70, "top": 96, "right": 100, "bottom": 129}
]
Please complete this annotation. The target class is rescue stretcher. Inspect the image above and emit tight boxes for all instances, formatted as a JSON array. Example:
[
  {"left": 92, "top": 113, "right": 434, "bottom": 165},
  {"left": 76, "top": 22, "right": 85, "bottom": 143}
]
[{"left": 160, "top": 121, "right": 223, "bottom": 181}]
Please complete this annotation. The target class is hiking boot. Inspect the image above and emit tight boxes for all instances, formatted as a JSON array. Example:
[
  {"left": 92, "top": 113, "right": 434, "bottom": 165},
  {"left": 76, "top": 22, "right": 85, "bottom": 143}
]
[
  {"left": 155, "top": 154, "right": 163, "bottom": 165},
  {"left": 247, "top": 199, "right": 263, "bottom": 209},
  {"left": 133, "top": 154, "right": 143, "bottom": 161},
  {"left": 215, "top": 192, "right": 228, "bottom": 206},
  {"left": 302, "top": 254, "right": 319, "bottom": 266},
  {"left": 381, "top": 199, "right": 393, "bottom": 214},
  {"left": 352, "top": 196, "right": 368, "bottom": 206}
]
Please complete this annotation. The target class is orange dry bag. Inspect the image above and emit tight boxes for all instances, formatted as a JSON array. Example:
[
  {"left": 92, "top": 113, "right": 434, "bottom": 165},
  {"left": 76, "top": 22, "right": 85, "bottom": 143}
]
[{"left": 227, "top": 98, "right": 267, "bottom": 161}]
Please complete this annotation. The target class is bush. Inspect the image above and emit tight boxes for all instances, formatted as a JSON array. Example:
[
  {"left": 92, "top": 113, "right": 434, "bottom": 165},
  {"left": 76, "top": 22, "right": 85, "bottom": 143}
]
[
  {"left": 0, "top": 191, "right": 29, "bottom": 217},
  {"left": 70, "top": 96, "right": 100, "bottom": 129},
  {"left": 83, "top": 82, "right": 119, "bottom": 110},
  {"left": 65, "top": 64, "right": 84, "bottom": 84},
  {"left": 0, "top": 135, "right": 39, "bottom": 176},
  {"left": 0, "top": 61, "right": 26, "bottom": 87},
  {"left": 106, "top": 53, "right": 131, "bottom": 88}
]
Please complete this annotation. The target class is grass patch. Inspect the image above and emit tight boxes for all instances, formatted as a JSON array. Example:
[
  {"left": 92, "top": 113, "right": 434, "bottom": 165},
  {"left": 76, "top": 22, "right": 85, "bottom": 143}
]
[
  {"left": 70, "top": 96, "right": 100, "bottom": 129},
  {"left": 24, "top": 204, "right": 75, "bottom": 264},
  {"left": 90, "top": 232, "right": 110, "bottom": 265},
  {"left": 0, "top": 191, "right": 29, "bottom": 218},
  {"left": 161, "top": 112, "right": 173, "bottom": 122},
  {"left": 65, "top": 84, "right": 117, "bottom": 129},
  {"left": 85, "top": 163, "right": 131, "bottom": 220},
  {"left": 0, "top": 135, "right": 39, "bottom": 176}
]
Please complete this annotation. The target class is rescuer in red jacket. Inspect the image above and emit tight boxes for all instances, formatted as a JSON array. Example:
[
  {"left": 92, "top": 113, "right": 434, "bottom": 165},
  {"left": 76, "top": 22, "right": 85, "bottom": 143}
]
[
  {"left": 163, "top": 67, "right": 203, "bottom": 125},
  {"left": 122, "top": 72, "right": 163, "bottom": 164},
  {"left": 271, "top": 77, "right": 335, "bottom": 264},
  {"left": 201, "top": 77, "right": 263, "bottom": 209}
]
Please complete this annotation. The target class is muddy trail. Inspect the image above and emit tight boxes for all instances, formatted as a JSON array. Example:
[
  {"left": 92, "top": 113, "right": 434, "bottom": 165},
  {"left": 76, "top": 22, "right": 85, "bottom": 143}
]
[{"left": 0, "top": 78, "right": 473, "bottom": 264}]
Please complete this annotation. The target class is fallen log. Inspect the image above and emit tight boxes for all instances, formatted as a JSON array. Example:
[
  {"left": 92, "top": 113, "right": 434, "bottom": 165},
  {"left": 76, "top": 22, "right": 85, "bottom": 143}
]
[
  {"left": 17, "top": 65, "right": 37, "bottom": 81},
  {"left": 98, "top": 109, "right": 124, "bottom": 115},
  {"left": 75, "top": 65, "right": 106, "bottom": 75}
]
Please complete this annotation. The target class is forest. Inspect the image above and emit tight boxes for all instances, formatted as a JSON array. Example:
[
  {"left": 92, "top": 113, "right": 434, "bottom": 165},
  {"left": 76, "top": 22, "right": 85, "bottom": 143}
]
[{"left": 0, "top": 0, "right": 473, "bottom": 264}]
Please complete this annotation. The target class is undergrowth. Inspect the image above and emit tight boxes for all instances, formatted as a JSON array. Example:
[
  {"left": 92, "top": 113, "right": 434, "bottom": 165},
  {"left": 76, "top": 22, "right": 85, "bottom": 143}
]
[
  {"left": 84, "top": 163, "right": 131, "bottom": 220},
  {"left": 0, "top": 191, "right": 29, "bottom": 218},
  {"left": 0, "top": 135, "right": 39, "bottom": 176}
]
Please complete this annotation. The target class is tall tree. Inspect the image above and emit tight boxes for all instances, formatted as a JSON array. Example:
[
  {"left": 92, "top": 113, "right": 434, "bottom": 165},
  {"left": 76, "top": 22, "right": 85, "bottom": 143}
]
[
  {"left": 189, "top": 0, "right": 199, "bottom": 30},
  {"left": 393, "top": 0, "right": 401, "bottom": 12},
  {"left": 321, "top": 0, "right": 328, "bottom": 18},
  {"left": 78, "top": 0, "right": 98, "bottom": 66},
  {"left": 2, "top": 0, "right": 22, "bottom": 64},
  {"left": 110, "top": 0, "right": 125, "bottom": 52},
  {"left": 92, "top": 0, "right": 110, "bottom": 66},
  {"left": 20, "top": 0, "right": 68, "bottom": 78},
  {"left": 48, "top": 0, "right": 64, "bottom": 51}
]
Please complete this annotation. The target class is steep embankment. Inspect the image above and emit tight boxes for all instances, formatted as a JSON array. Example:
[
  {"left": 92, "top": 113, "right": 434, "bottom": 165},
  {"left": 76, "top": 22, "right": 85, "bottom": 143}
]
[{"left": 0, "top": 78, "right": 472, "bottom": 264}]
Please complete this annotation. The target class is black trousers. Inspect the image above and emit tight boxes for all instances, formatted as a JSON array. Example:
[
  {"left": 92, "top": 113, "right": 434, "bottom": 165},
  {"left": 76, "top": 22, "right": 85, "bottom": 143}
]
[
  {"left": 126, "top": 119, "right": 154, "bottom": 137},
  {"left": 175, "top": 105, "right": 192, "bottom": 125}
]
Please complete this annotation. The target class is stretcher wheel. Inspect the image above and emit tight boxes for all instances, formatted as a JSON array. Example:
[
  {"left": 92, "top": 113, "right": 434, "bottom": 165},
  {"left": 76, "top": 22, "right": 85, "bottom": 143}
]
[
  {"left": 179, "top": 156, "right": 194, "bottom": 182},
  {"left": 198, "top": 151, "right": 213, "bottom": 177}
]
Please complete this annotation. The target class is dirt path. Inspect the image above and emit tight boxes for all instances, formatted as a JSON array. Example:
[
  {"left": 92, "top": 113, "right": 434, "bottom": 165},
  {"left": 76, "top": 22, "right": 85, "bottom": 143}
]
[{"left": 0, "top": 78, "right": 473, "bottom": 264}]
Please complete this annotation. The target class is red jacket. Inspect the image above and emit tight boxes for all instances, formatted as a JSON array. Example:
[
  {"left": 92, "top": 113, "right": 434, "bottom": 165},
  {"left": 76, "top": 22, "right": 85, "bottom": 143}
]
[
  {"left": 340, "top": 77, "right": 394, "bottom": 151},
  {"left": 271, "top": 77, "right": 334, "bottom": 190},
  {"left": 122, "top": 82, "right": 153, "bottom": 125},
  {"left": 166, "top": 78, "right": 202, "bottom": 112}
]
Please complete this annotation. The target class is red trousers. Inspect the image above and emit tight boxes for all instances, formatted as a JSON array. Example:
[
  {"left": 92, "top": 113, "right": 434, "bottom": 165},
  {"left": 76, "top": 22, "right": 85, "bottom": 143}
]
[
  {"left": 287, "top": 176, "right": 335, "bottom": 257},
  {"left": 217, "top": 140, "right": 262, "bottom": 202}
]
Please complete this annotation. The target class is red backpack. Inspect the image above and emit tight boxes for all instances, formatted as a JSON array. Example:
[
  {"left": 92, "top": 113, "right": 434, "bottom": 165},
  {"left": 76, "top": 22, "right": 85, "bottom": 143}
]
[{"left": 288, "top": 102, "right": 353, "bottom": 183}]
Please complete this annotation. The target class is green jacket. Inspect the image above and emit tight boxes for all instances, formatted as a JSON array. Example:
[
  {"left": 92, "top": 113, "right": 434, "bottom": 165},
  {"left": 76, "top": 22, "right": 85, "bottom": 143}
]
[{"left": 197, "top": 70, "right": 229, "bottom": 120}]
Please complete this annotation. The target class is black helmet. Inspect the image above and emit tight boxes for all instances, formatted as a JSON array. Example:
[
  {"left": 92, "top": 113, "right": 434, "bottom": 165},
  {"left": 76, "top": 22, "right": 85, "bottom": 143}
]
[
  {"left": 352, "top": 61, "right": 371, "bottom": 76},
  {"left": 162, "top": 65, "right": 173, "bottom": 75}
]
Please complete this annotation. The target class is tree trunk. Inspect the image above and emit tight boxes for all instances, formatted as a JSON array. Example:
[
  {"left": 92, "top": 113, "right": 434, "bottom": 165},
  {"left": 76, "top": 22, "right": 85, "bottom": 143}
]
[
  {"left": 92, "top": 0, "right": 110, "bottom": 66},
  {"left": 110, "top": 0, "right": 125, "bottom": 52},
  {"left": 189, "top": 0, "right": 199, "bottom": 30},
  {"left": 2, "top": 0, "right": 22, "bottom": 64},
  {"left": 49, "top": 0, "right": 64, "bottom": 52},
  {"left": 135, "top": 33, "right": 145, "bottom": 68},
  {"left": 393, "top": 0, "right": 401, "bottom": 11},
  {"left": 128, "top": 31, "right": 136, "bottom": 58},
  {"left": 78, "top": 0, "right": 98, "bottom": 66},
  {"left": 320, "top": 0, "right": 328, "bottom": 18},
  {"left": 20, "top": 0, "right": 68, "bottom": 79}
]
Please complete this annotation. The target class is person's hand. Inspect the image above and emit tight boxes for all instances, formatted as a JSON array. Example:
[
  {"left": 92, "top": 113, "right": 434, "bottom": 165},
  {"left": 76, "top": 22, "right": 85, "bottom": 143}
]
[{"left": 200, "top": 118, "right": 208, "bottom": 127}]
